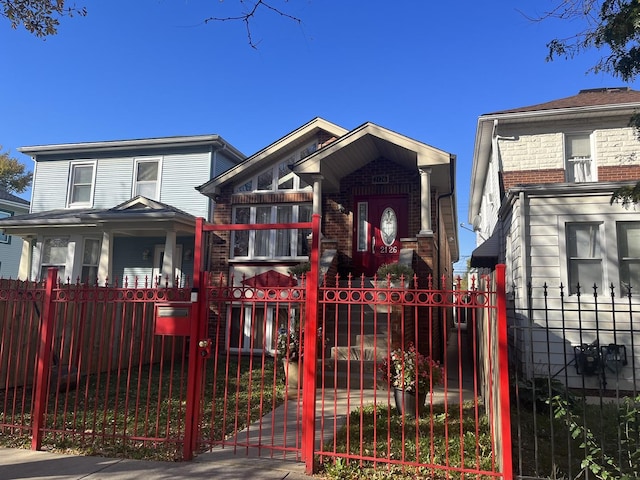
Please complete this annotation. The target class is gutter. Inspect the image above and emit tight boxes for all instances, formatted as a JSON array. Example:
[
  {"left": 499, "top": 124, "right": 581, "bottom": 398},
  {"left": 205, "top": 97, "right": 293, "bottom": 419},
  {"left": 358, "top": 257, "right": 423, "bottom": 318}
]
[{"left": 435, "top": 155, "right": 458, "bottom": 281}]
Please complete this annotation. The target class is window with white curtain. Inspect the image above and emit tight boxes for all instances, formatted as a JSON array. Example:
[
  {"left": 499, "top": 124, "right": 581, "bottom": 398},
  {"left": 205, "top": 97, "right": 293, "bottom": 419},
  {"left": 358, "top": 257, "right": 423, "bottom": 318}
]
[
  {"left": 231, "top": 204, "right": 312, "bottom": 259},
  {"left": 567, "top": 223, "right": 603, "bottom": 294},
  {"left": 565, "top": 134, "right": 595, "bottom": 182}
]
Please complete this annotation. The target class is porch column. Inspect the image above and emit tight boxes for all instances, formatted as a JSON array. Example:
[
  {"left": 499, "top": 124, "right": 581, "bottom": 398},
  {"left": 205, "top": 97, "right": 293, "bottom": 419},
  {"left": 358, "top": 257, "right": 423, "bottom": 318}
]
[
  {"left": 312, "top": 175, "right": 323, "bottom": 215},
  {"left": 419, "top": 167, "right": 433, "bottom": 235},
  {"left": 98, "top": 231, "right": 112, "bottom": 285},
  {"left": 162, "top": 230, "right": 177, "bottom": 287},
  {"left": 17, "top": 236, "right": 32, "bottom": 281}
]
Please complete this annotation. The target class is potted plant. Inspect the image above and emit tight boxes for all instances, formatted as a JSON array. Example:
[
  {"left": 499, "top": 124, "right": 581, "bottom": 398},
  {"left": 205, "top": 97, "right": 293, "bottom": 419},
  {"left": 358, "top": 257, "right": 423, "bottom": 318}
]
[
  {"left": 277, "top": 319, "right": 304, "bottom": 396},
  {"left": 378, "top": 343, "right": 443, "bottom": 416},
  {"left": 376, "top": 262, "right": 414, "bottom": 287},
  {"left": 375, "top": 262, "right": 414, "bottom": 313},
  {"left": 288, "top": 261, "right": 311, "bottom": 278}
]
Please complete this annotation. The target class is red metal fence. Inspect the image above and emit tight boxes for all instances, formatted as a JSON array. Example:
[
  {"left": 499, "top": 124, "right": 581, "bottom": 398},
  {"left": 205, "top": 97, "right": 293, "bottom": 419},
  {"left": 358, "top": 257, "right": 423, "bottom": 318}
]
[
  {"left": 0, "top": 271, "right": 192, "bottom": 460},
  {"left": 0, "top": 216, "right": 512, "bottom": 478}
]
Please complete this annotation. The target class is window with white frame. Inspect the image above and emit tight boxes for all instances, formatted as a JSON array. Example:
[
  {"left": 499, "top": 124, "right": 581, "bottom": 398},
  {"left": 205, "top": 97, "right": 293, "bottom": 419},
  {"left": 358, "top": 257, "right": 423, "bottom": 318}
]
[
  {"left": 67, "top": 162, "right": 96, "bottom": 207},
  {"left": 617, "top": 222, "right": 640, "bottom": 295},
  {"left": 40, "top": 237, "right": 69, "bottom": 281},
  {"left": 234, "top": 144, "right": 315, "bottom": 193},
  {"left": 566, "top": 223, "right": 603, "bottom": 294},
  {"left": 81, "top": 238, "right": 101, "bottom": 283},
  {"left": 133, "top": 158, "right": 160, "bottom": 199},
  {"left": 0, "top": 210, "right": 11, "bottom": 243},
  {"left": 228, "top": 304, "right": 293, "bottom": 353},
  {"left": 565, "top": 133, "right": 595, "bottom": 183},
  {"left": 231, "top": 204, "right": 312, "bottom": 259}
]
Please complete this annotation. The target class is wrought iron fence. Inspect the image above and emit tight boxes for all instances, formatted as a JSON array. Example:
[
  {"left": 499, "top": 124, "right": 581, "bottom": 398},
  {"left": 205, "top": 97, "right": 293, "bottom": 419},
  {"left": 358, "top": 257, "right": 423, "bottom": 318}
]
[{"left": 509, "top": 282, "right": 639, "bottom": 479}]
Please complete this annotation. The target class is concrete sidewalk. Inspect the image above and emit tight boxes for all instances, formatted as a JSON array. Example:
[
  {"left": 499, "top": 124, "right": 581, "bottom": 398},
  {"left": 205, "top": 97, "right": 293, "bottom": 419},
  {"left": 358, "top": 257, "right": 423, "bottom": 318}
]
[{"left": 0, "top": 447, "right": 311, "bottom": 480}]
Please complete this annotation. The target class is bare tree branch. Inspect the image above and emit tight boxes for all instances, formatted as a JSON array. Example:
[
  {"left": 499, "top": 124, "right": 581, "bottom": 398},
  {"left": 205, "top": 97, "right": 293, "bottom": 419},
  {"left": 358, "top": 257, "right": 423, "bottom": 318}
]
[{"left": 204, "top": 0, "right": 301, "bottom": 49}]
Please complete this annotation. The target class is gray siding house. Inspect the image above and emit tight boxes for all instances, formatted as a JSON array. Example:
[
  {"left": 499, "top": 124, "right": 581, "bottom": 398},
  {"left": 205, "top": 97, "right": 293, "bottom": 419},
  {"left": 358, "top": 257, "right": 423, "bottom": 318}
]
[
  {"left": 0, "top": 135, "right": 244, "bottom": 285},
  {"left": 0, "top": 191, "right": 30, "bottom": 278}
]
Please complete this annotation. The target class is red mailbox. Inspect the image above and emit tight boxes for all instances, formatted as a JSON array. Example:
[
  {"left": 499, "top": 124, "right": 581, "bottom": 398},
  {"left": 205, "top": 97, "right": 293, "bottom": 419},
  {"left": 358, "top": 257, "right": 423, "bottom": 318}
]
[{"left": 154, "top": 302, "right": 193, "bottom": 336}]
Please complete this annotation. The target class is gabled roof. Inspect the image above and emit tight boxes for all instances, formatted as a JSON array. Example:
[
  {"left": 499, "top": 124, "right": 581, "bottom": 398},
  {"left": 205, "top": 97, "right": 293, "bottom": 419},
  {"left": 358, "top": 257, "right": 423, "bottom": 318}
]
[
  {"left": 293, "top": 121, "right": 453, "bottom": 193},
  {"left": 197, "top": 118, "right": 347, "bottom": 195}
]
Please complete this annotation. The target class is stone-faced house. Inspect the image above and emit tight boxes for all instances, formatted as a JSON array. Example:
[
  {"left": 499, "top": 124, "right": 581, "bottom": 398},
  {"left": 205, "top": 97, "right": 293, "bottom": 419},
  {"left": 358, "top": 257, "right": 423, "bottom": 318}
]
[{"left": 469, "top": 87, "right": 640, "bottom": 390}]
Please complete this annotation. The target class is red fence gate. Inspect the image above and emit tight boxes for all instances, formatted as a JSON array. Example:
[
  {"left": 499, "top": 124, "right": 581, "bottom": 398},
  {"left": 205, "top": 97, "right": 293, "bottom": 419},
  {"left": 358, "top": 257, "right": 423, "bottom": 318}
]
[
  {"left": 0, "top": 216, "right": 511, "bottom": 478},
  {"left": 188, "top": 217, "right": 512, "bottom": 478}
]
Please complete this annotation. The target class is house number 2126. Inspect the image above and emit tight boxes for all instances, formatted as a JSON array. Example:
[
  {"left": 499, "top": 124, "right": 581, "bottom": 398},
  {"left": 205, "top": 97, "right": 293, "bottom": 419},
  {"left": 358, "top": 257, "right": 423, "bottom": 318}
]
[{"left": 379, "top": 246, "right": 398, "bottom": 254}]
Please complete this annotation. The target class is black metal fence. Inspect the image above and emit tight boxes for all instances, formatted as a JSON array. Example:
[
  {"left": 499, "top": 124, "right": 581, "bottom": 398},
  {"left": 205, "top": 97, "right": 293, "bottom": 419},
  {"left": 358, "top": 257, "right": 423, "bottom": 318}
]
[{"left": 509, "top": 282, "right": 639, "bottom": 479}]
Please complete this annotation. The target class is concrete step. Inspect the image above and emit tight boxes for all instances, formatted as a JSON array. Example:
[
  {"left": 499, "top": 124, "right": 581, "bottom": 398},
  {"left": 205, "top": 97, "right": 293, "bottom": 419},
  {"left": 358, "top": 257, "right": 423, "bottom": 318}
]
[
  {"left": 356, "top": 334, "right": 391, "bottom": 349},
  {"left": 331, "top": 345, "right": 389, "bottom": 361},
  {"left": 317, "top": 359, "right": 380, "bottom": 389}
]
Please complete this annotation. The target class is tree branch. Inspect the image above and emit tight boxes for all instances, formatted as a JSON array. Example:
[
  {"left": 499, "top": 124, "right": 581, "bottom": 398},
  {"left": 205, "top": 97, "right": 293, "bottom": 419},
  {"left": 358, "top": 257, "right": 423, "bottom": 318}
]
[{"left": 204, "top": 0, "right": 301, "bottom": 49}]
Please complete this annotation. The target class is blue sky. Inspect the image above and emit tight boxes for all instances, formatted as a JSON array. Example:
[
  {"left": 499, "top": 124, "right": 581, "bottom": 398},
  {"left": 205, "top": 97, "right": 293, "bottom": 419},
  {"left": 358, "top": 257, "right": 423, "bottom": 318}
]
[{"left": 2, "top": 0, "right": 638, "bottom": 274}]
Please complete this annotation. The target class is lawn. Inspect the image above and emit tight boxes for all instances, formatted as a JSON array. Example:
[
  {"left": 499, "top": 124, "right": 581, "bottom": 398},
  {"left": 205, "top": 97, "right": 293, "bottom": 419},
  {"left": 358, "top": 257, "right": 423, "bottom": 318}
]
[
  {"left": 318, "top": 402, "right": 497, "bottom": 480},
  {"left": 0, "top": 355, "right": 286, "bottom": 461}
]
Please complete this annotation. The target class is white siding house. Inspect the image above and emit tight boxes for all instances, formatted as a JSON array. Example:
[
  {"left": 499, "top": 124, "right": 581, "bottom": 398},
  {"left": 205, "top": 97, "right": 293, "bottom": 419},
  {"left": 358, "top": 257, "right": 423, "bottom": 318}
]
[{"left": 469, "top": 87, "right": 640, "bottom": 391}]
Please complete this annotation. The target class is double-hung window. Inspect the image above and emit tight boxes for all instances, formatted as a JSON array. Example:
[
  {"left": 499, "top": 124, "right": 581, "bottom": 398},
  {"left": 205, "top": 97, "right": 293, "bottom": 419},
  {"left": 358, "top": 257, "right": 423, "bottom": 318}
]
[
  {"left": 134, "top": 158, "right": 160, "bottom": 199},
  {"left": 617, "top": 222, "right": 640, "bottom": 295},
  {"left": 566, "top": 223, "right": 603, "bottom": 294},
  {"left": 67, "top": 162, "right": 96, "bottom": 207},
  {"left": 81, "top": 238, "right": 101, "bottom": 284},
  {"left": 40, "top": 237, "right": 69, "bottom": 281},
  {"left": 565, "top": 134, "right": 595, "bottom": 183},
  {"left": 231, "top": 204, "right": 312, "bottom": 259}
]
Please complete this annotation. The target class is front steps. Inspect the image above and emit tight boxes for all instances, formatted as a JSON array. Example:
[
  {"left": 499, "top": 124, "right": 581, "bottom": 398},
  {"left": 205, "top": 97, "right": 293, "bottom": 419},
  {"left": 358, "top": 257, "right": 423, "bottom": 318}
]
[{"left": 318, "top": 280, "right": 403, "bottom": 389}]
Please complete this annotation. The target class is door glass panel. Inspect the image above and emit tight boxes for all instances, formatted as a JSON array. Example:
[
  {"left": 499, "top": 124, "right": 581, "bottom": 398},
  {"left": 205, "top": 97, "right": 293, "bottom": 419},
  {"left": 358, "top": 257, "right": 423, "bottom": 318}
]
[
  {"left": 380, "top": 208, "right": 397, "bottom": 246},
  {"left": 357, "top": 202, "right": 368, "bottom": 252}
]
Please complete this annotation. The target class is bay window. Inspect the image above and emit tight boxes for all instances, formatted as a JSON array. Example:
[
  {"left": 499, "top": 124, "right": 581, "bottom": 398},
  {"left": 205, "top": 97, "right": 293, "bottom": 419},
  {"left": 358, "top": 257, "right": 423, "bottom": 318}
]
[{"left": 232, "top": 204, "right": 312, "bottom": 259}]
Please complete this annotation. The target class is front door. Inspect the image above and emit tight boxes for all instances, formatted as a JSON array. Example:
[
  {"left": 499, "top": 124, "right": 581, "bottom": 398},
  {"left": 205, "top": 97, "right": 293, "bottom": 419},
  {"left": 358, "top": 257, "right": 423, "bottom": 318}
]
[{"left": 353, "top": 195, "right": 408, "bottom": 276}]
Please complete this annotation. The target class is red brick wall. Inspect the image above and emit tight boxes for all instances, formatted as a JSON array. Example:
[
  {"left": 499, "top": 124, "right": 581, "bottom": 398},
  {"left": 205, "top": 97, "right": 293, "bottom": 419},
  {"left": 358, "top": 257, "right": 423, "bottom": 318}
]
[
  {"left": 502, "top": 165, "right": 640, "bottom": 191},
  {"left": 326, "top": 157, "right": 421, "bottom": 273},
  {"left": 502, "top": 169, "right": 565, "bottom": 190},
  {"left": 599, "top": 165, "right": 640, "bottom": 181}
]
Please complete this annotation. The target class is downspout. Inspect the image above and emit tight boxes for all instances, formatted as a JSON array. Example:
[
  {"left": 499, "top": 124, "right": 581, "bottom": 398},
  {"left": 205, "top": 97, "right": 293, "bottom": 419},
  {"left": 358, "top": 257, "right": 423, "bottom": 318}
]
[{"left": 435, "top": 155, "right": 457, "bottom": 285}]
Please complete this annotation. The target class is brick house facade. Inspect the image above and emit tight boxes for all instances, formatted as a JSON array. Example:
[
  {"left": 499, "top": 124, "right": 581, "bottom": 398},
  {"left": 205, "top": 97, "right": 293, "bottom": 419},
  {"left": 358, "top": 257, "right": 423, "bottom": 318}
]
[{"left": 198, "top": 118, "right": 459, "bottom": 360}]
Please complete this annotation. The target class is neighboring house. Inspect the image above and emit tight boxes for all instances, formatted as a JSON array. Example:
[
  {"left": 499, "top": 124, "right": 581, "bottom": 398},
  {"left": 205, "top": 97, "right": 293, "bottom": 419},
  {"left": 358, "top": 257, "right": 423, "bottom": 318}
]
[
  {"left": 0, "top": 191, "right": 30, "bottom": 278},
  {"left": 0, "top": 135, "right": 245, "bottom": 285},
  {"left": 197, "top": 117, "right": 459, "bottom": 355},
  {"left": 469, "top": 87, "right": 640, "bottom": 390}
]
